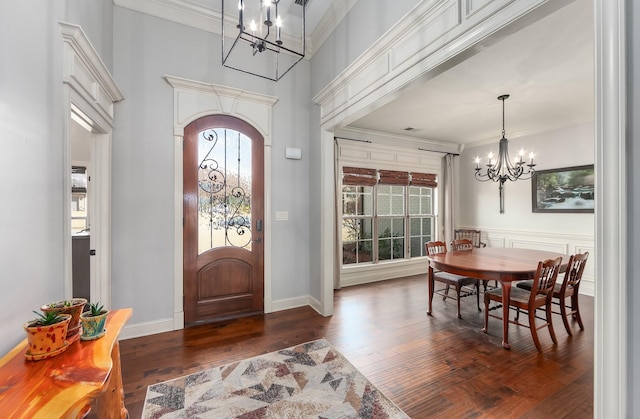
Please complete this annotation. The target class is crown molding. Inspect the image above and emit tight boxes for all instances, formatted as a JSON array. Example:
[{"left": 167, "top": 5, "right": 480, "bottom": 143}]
[
  {"left": 114, "top": 0, "right": 327, "bottom": 57},
  {"left": 308, "top": 0, "right": 358, "bottom": 56}
]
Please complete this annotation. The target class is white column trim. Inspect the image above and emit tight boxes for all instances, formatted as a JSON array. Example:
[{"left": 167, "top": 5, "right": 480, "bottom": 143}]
[{"left": 594, "top": 0, "right": 627, "bottom": 416}]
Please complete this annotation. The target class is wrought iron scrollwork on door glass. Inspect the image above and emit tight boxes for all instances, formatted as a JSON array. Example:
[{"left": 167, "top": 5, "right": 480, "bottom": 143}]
[{"left": 197, "top": 128, "right": 252, "bottom": 253}]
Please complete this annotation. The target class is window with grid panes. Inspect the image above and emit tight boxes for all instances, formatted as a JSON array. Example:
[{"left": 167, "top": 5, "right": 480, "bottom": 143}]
[
  {"left": 409, "top": 186, "right": 435, "bottom": 257},
  {"left": 341, "top": 167, "right": 436, "bottom": 266}
]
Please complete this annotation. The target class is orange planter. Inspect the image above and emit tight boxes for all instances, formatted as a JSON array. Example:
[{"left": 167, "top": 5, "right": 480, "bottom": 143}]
[
  {"left": 23, "top": 314, "right": 72, "bottom": 361},
  {"left": 41, "top": 298, "right": 87, "bottom": 340}
]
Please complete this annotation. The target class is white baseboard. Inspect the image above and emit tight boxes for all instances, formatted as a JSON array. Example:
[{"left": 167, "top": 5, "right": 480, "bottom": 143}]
[
  {"left": 121, "top": 296, "right": 323, "bottom": 340},
  {"left": 270, "top": 295, "right": 313, "bottom": 312},
  {"left": 308, "top": 295, "right": 323, "bottom": 315},
  {"left": 119, "top": 317, "right": 175, "bottom": 340}
]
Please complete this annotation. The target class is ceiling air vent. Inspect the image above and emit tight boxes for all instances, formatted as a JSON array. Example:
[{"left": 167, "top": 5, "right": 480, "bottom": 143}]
[{"left": 295, "top": 0, "right": 308, "bottom": 5}]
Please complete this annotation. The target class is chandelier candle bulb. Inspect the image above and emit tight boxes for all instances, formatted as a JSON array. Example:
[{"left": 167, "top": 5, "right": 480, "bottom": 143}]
[
  {"left": 529, "top": 152, "right": 535, "bottom": 165},
  {"left": 276, "top": 16, "right": 282, "bottom": 43}
]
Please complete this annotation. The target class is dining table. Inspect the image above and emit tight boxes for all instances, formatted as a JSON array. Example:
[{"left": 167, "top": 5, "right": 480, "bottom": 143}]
[{"left": 427, "top": 247, "right": 567, "bottom": 349}]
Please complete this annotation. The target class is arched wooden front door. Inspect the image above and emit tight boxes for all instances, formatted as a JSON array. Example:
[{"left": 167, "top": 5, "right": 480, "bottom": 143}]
[{"left": 183, "top": 115, "right": 264, "bottom": 325}]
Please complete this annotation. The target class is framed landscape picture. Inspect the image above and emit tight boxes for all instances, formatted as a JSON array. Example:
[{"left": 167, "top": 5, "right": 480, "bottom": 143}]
[{"left": 531, "top": 165, "right": 594, "bottom": 213}]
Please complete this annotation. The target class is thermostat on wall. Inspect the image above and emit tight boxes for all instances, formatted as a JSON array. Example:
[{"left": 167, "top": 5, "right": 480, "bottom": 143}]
[{"left": 285, "top": 147, "right": 302, "bottom": 160}]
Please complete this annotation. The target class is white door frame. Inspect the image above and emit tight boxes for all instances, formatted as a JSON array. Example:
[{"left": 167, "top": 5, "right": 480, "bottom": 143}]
[
  {"left": 60, "top": 23, "right": 124, "bottom": 308},
  {"left": 164, "top": 75, "right": 277, "bottom": 330}
]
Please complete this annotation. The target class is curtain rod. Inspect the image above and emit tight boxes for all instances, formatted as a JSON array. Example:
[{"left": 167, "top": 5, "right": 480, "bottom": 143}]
[
  {"left": 335, "top": 136, "right": 459, "bottom": 156},
  {"left": 334, "top": 136, "right": 371, "bottom": 143},
  {"left": 418, "top": 148, "right": 460, "bottom": 156}
]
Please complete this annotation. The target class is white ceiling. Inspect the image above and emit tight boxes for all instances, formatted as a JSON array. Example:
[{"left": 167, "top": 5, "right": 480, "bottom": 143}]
[
  {"left": 115, "top": 1, "right": 594, "bottom": 147},
  {"left": 347, "top": 1, "right": 594, "bottom": 146}
]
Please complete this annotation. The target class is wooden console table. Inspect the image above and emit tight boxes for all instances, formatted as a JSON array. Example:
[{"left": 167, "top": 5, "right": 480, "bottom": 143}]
[{"left": 0, "top": 308, "right": 132, "bottom": 418}]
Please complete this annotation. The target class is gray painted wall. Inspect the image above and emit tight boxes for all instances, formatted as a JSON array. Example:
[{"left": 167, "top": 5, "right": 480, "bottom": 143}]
[
  {"left": 111, "top": 7, "right": 312, "bottom": 325},
  {"left": 310, "top": 0, "right": 421, "bottom": 97},
  {"left": 459, "top": 122, "right": 595, "bottom": 231},
  {"left": 0, "top": 0, "right": 113, "bottom": 356}
]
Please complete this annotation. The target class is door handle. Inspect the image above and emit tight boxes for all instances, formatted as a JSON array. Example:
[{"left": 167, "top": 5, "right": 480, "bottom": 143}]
[{"left": 256, "top": 220, "right": 263, "bottom": 232}]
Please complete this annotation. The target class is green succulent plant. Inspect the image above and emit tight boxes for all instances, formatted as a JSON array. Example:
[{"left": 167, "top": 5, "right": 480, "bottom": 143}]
[
  {"left": 46, "top": 298, "right": 85, "bottom": 309},
  {"left": 31, "top": 310, "right": 66, "bottom": 326},
  {"left": 87, "top": 302, "right": 105, "bottom": 317}
]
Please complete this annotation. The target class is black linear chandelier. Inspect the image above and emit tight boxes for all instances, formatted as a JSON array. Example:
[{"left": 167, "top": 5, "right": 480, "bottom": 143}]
[
  {"left": 222, "top": 0, "right": 306, "bottom": 81},
  {"left": 474, "top": 94, "right": 536, "bottom": 214}
]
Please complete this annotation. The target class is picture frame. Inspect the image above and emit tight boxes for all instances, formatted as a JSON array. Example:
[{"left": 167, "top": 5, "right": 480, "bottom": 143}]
[{"left": 531, "top": 165, "right": 594, "bottom": 213}]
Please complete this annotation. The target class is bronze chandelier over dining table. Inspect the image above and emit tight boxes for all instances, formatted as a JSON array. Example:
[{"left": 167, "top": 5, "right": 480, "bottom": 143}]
[
  {"left": 222, "top": 0, "right": 306, "bottom": 81},
  {"left": 474, "top": 94, "right": 536, "bottom": 213}
]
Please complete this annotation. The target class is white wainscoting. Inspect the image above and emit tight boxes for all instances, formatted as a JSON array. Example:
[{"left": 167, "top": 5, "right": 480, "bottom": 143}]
[
  {"left": 339, "top": 227, "right": 595, "bottom": 297},
  {"left": 474, "top": 227, "right": 595, "bottom": 296}
]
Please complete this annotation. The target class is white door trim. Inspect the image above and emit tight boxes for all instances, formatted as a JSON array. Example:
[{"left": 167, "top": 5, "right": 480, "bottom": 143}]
[
  {"left": 164, "top": 75, "right": 277, "bottom": 330},
  {"left": 60, "top": 23, "right": 123, "bottom": 308}
]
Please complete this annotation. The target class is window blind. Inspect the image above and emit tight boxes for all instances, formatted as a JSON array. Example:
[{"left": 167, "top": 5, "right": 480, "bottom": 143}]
[{"left": 342, "top": 167, "right": 377, "bottom": 186}]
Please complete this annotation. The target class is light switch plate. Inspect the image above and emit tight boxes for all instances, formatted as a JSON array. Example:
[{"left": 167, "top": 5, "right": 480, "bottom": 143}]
[{"left": 275, "top": 211, "right": 289, "bottom": 221}]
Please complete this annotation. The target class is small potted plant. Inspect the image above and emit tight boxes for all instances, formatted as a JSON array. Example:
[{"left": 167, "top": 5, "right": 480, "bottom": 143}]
[
  {"left": 24, "top": 311, "right": 72, "bottom": 361},
  {"left": 41, "top": 298, "right": 87, "bottom": 341},
  {"left": 80, "top": 302, "right": 108, "bottom": 340}
]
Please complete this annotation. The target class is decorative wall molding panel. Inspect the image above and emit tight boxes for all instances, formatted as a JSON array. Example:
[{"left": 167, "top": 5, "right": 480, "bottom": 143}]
[
  {"left": 472, "top": 226, "right": 595, "bottom": 296},
  {"left": 313, "top": 0, "right": 551, "bottom": 129},
  {"left": 336, "top": 137, "right": 444, "bottom": 174}
]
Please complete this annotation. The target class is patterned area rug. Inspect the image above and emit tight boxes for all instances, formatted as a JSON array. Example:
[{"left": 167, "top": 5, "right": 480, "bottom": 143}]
[{"left": 142, "top": 338, "right": 408, "bottom": 418}]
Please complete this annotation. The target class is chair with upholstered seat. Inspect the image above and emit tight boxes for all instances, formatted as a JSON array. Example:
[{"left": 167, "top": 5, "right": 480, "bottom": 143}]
[
  {"left": 483, "top": 257, "right": 562, "bottom": 351},
  {"left": 426, "top": 241, "right": 479, "bottom": 318},
  {"left": 516, "top": 252, "right": 589, "bottom": 336}
]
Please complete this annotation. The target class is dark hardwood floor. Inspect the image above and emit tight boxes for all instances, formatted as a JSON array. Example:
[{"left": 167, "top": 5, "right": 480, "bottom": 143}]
[{"left": 120, "top": 275, "right": 594, "bottom": 418}]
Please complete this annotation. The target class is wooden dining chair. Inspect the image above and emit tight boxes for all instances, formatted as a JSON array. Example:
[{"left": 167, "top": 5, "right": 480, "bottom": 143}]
[
  {"left": 516, "top": 252, "right": 589, "bottom": 336},
  {"left": 454, "top": 229, "right": 486, "bottom": 248},
  {"left": 426, "top": 241, "right": 479, "bottom": 318},
  {"left": 451, "top": 238, "right": 474, "bottom": 251},
  {"left": 483, "top": 257, "right": 562, "bottom": 351}
]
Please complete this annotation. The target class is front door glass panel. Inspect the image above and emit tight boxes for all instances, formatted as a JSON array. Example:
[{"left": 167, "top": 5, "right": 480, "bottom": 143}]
[{"left": 198, "top": 128, "right": 252, "bottom": 254}]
